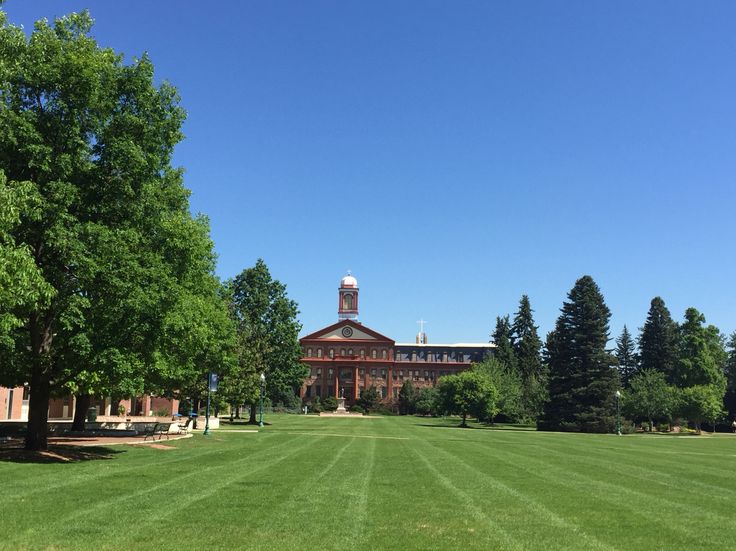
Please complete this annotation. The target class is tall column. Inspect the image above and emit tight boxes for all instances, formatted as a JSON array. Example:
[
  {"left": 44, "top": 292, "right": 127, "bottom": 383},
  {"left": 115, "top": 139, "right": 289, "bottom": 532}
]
[
  {"left": 353, "top": 366, "right": 359, "bottom": 401},
  {"left": 334, "top": 373, "right": 339, "bottom": 398},
  {"left": 387, "top": 366, "right": 393, "bottom": 399}
]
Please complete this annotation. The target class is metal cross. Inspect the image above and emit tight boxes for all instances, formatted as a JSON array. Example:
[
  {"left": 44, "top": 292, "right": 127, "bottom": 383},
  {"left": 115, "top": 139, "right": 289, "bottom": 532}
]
[{"left": 416, "top": 319, "right": 427, "bottom": 334}]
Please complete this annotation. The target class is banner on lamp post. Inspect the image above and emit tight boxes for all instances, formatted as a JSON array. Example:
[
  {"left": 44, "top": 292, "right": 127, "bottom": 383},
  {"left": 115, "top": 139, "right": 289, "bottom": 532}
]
[{"left": 208, "top": 372, "right": 219, "bottom": 392}]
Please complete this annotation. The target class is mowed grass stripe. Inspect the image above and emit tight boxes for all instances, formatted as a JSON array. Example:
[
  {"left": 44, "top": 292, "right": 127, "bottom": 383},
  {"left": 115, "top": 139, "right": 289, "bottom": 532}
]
[
  {"left": 4, "top": 433, "right": 309, "bottom": 547},
  {"left": 2, "top": 436, "right": 257, "bottom": 502},
  {"left": 459, "top": 437, "right": 717, "bottom": 550},
  {"left": 410, "top": 432, "right": 617, "bottom": 551},
  {"left": 534, "top": 436, "right": 736, "bottom": 504}
]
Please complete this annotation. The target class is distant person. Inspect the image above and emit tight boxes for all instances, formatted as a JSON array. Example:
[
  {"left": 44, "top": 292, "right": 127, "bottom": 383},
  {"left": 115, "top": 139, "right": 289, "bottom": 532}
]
[{"left": 732, "top": 420, "right": 736, "bottom": 433}]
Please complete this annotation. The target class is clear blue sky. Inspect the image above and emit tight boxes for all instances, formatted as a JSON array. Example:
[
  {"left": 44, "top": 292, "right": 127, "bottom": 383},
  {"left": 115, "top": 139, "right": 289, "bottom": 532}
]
[{"left": 5, "top": 1, "right": 736, "bottom": 344}]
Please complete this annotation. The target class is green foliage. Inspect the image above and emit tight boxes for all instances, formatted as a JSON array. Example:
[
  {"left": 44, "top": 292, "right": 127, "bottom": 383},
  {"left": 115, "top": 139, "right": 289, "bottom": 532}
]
[
  {"left": 624, "top": 369, "right": 676, "bottom": 430},
  {"left": 0, "top": 10, "right": 224, "bottom": 449},
  {"left": 724, "top": 332, "right": 736, "bottom": 420},
  {"left": 672, "top": 308, "right": 726, "bottom": 389},
  {"left": 350, "top": 405, "right": 365, "bottom": 415},
  {"left": 414, "top": 386, "right": 439, "bottom": 416},
  {"left": 492, "top": 315, "right": 517, "bottom": 372},
  {"left": 615, "top": 325, "right": 638, "bottom": 387},
  {"left": 638, "top": 297, "right": 679, "bottom": 380},
  {"left": 539, "top": 276, "right": 619, "bottom": 433},
  {"left": 226, "top": 259, "right": 306, "bottom": 420},
  {"left": 473, "top": 357, "right": 523, "bottom": 422},
  {"left": 438, "top": 370, "right": 498, "bottom": 427},
  {"left": 322, "top": 395, "right": 337, "bottom": 411},
  {"left": 676, "top": 384, "right": 724, "bottom": 432},
  {"left": 511, "top": 295, "right": 547, "bottom": 419},
  {"left": 357, "top": 386, "right": 380, "bottom": 413},
  {"left": 398, "top": 379, "right": 417, "bottom": 415}
]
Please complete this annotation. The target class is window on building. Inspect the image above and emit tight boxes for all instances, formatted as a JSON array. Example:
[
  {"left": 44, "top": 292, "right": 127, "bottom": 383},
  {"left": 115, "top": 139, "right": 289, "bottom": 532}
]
[
  {"left": 340, "top": 348, "right": 346, "bottom": 356},
  {"left": 329, "top": 348, "right": 334, "bottom": 358},
  {"left": 424, "top": 370, "right": 429, "bottom": 380},
  {"left": 343, "top": 293, "right": 353, "bottom": 310},
  {"left": 371, "top": 368, "right": 376, "bottom": 377},
  {"left": 399, "top": 370, "right": 404, "bottom": 378},
  {"left": 328, "top": 368, "right": 333, "bottom": 376},
  {"left": 317, "top": 348, "right": 323, "bottom": 358},
  {"left": 371, "top": 349, "right": 377, "bottom": 359},
  {"left": 348, "top": 348, "right": 353, "bottom": 356},
  {"left": 360, "top": 349, "right": 365, "bottom": 359},
  {"left": 317, "top": 368, "right": 322, "bottom": 376},
  {"left": 307, "top": 348, "right": 312, "bottom": 357},
  {"left": 381, "top": 369, "right": 386, "bottom": 378},
  {"left": 359, "top": 368, "right": 365, "bottom": 376},
  {"left": 381, "top": 350, "right": 387, "bottom": 359}
]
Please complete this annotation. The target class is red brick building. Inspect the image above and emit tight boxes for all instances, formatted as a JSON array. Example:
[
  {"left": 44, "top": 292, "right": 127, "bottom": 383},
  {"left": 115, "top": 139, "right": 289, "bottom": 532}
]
[{"left": 299, "top": 274, "right": 494, "bottom": 405}]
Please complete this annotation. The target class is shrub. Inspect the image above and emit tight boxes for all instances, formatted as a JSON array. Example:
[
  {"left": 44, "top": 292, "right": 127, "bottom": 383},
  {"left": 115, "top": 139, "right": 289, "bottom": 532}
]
[
  {"left": 322, "top": 396, "right": 337, "bottom": 411},
  {"left": 350, "top": 405, "right": 365, "bottom": 415}
]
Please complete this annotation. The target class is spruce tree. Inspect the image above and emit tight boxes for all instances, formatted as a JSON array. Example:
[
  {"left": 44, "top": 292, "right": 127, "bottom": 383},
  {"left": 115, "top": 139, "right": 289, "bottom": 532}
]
[
  {"left": 724, "top": 333, "right": 736, "bottom": 421},
  {"left": 615, "top": 325, "right": 638, "bottom": 387},
  {"left": 491, "top": 315, "right": 517, "bottom": 373},
  {"left": 639, "top": 297, "right": 678, "bottom": 382},
  {"left": 511, "top": 295, "right": 547, "bottom": 419},
  {"left": 538, "top": 276, "right": 619, "bottom": 432}
]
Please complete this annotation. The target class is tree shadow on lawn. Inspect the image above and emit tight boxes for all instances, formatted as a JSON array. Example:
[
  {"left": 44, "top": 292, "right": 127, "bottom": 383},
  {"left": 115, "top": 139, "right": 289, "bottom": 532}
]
[
  {"left": 0, "top": 441, "right": 125, "bottom": 464},
  {"left": 413, "top": 422, "right": 535, "bottom": 432}
]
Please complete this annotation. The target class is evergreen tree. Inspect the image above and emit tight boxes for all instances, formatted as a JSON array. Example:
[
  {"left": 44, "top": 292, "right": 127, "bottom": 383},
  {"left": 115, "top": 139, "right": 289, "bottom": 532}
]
[
  {"left": 491, "top": 315, "right": 517, "bottom": 372},
  {"left": 538, "top": 276, "right": 619, "bottom": 433},
  {"left": 639, "top": 297, "right": 679, "bottom": 382},
  {"left": 511, "top": 295, "right": 547, "bottom": 419},
  {"left": 615, "top": 325, "right": 638, "bottom": 387},
  {"left": 398, "top": 379, "right": 417, "bottom": 415},
  {"left": 724, "top": 333, "right": 736, "bottom": 420}
]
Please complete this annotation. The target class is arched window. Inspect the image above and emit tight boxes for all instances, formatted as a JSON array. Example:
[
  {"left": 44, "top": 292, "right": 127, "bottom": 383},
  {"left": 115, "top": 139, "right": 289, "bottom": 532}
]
[{"left": 343, "top": 293, "right": 353, "bottom": 310}]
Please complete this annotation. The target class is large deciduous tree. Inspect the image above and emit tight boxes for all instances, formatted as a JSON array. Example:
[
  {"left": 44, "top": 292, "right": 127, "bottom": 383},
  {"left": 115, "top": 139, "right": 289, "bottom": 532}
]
[
  {"left": 624, "top": 369, "right": 675, "bottom": 431},
  {"left": 227, "top": 259, "right": 305, "bottom": 423},
  {"left": 437, "top": 370, "right": 497, "bottom": 427},
  {"left": 0, "top": 11, "right": 213, "bottom": 449},
  {"left": 638, "top": 297, "right": 679, "bottom": 381},
  {"left": 538, "top": 276, "right": 619, "bottom": 433}
]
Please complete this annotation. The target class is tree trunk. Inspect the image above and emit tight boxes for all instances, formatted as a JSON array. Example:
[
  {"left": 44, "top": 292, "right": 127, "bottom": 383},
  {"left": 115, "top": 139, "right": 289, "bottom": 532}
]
[
  {"left": 461, "top": 412, "right": 467, "bottom": 428},
  {"left": 25, "top": 368, "right": 51, "bottom": 451},
  {"left": 235, "top": 406, "right": 240, "bottom": 419},
  {"left": 248, "top": 401, "right": 258, "bottom": 424},
  {"left": 72, "top": 394, "right": 91, "bottom": 431}
]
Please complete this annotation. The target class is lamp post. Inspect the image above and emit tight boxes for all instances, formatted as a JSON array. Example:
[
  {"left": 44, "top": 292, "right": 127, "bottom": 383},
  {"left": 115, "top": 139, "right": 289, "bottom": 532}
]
[
  {"left": 615, "top": 390, "right": 622, "bottom": 436},
  {"left": 259, "top": 372, "right": 266, "bottom": 427},
  {"left": 204, "top": 373, "right": 212, "bottom": 436}
]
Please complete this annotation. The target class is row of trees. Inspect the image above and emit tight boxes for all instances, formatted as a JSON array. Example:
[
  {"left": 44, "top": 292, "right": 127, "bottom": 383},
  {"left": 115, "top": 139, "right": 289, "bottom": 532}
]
[
  {"left": 614, "top": 299, "right": 734, "bottom": 432},
  {"left": 404, "top": 276, "right": 734, "bottom": 434},
  {"left": 0, "top": 11, "right": 305, "bottom": 450}
]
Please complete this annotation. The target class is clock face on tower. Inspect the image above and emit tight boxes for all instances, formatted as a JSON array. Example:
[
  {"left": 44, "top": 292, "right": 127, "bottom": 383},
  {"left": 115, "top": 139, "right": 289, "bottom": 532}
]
[{"left": 341, "top": 327, "right": 353, "bottom": 338}]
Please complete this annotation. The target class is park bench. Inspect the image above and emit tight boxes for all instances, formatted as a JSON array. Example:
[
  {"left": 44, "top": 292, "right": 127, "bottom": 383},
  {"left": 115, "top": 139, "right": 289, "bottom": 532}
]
[
  {"left": 142, "top": 422, "right": 173, "bottom": 441},
  {"left": 178, "top": 418, "right": 193, "bottom": 434}
]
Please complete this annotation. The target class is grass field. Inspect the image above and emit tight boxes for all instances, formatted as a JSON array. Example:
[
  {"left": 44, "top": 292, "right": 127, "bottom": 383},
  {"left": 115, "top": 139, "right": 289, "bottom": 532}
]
[{"left": 2, "top": 415, "right": 736, "bottom": 550}]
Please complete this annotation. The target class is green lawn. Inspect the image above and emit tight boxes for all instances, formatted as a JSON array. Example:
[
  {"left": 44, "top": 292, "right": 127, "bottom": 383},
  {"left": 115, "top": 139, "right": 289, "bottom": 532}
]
[{"left": 3, "top": 415, "right": 736, "bottom": 550}]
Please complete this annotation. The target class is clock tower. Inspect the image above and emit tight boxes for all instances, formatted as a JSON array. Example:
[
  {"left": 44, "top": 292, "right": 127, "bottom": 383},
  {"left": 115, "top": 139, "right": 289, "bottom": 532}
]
[{"left": 338, "top": 272, "right": 359, "bottom": 321}]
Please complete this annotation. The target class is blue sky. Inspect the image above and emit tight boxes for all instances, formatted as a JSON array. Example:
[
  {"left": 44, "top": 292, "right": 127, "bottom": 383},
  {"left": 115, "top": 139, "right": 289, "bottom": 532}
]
[{"left": 5, "top": 1, "right": 736, "bottom": 344}]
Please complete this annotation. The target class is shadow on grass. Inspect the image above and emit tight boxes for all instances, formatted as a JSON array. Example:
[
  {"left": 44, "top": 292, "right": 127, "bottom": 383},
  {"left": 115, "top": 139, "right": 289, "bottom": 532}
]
[
  {"left": 0, "top": 442, "right": 125, "bottom": 464},
  {"left": 413, "top": 422, "right": 536, "bottom": 431}
]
